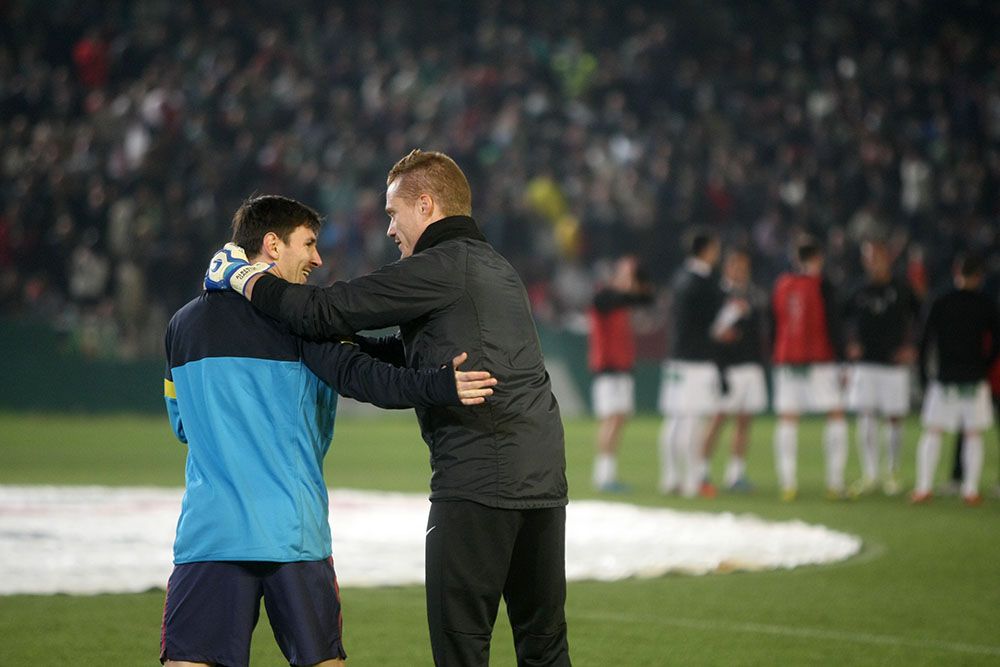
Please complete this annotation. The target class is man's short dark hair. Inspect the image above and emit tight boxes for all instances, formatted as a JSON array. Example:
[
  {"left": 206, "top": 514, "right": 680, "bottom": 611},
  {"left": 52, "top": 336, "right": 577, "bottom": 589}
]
[
  {"left": 956, "top": 252, "right": 985, "bottom": 279},
  {"left": 231, "top": 195, "right": 321, "bottom": 253},
  {"left": 796, "top": 239, "right": 823, "bottom": 264},
  {"left": 684, "top": 227, "right": 718, "bottom": 258}
]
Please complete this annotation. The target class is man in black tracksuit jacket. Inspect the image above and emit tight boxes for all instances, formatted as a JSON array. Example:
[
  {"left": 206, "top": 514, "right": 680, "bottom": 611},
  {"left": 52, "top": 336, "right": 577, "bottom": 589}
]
[{"left": 216, "top": 150, "right": 570, "bottom": 666}]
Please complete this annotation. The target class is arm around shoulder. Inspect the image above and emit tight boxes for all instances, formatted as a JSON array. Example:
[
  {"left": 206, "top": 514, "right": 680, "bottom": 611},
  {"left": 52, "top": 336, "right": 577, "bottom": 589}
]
[{"left": 302, "top": 341, "right": 460, "bottom": 409}]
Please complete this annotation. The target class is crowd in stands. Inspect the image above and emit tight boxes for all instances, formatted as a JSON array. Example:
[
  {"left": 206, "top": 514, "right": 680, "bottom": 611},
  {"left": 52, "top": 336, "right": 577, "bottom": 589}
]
[{"left": 1, "top": 0, "right": 998, "bottom": 358}]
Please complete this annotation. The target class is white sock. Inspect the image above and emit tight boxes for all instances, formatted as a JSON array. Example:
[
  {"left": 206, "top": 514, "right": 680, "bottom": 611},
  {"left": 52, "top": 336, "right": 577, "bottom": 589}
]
[
  {"left": 724, "top": 457, "right": 746, "bottom": 487},
  {"left": 774, "top": 420, "right": 798, "bottom": 492},
  {"left": 856, "top": 413, "right": 878, "bottom": 483},
  {"left": 961, "top": 433, "right": 984, "bottom": 498},
  {"left": 593, "top": 453, "right": 617, "bottom": 487},
  {"left": 658, "top": 418, "right": 681, "bottom": 493},
  {"left": 824, "top": 418, "right": 848, "bottom": 492},
  {"left": 915, "top": 431, "right": 942, "bottom": 494},
  {"left": 885, "top": 421, "right": 903, "bottom": 477},
  {"left": 681, "top": 417, "right": 705, "bottom": 497}
]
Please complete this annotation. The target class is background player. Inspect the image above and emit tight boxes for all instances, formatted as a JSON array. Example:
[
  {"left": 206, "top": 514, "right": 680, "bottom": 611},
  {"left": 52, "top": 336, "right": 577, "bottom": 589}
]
[
  {"left": 701, "top": 246, "right": 769, "bottom": 495},
  {"left": 587, "top": 255, "right": 654, "bottom": 492},
  {"left": 166, "top": 195, "right": 495, "bottom": 667},
  {"left": 770, "top": 239, "right": 848, "bottom": 500},
  {"left": 912, "top": 254, "right": 1000, "bottom": 505},
  {"left": 843, "top": 239, "right": 920, "bottom": 496},
  {"left": 658, "top": 228, "right": 725, "bottom": 497}
]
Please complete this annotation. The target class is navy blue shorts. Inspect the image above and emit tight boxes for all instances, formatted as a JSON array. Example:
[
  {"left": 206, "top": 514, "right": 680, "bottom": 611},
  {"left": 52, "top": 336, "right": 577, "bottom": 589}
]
[{"left": 160, "top": 558, "right": 346, "bottom": 667}]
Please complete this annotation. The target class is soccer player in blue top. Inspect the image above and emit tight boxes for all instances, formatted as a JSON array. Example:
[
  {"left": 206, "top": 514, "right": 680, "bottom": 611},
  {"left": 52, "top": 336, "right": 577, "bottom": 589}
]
[{"left": 161, "top": 195, "right": 496, "bottom": 667}]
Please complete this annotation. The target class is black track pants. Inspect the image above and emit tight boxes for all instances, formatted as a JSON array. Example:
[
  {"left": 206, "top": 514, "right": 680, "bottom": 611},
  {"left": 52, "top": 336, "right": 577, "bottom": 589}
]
[{"left": 425, "top": 500, "right": 571, "bottom": 666}]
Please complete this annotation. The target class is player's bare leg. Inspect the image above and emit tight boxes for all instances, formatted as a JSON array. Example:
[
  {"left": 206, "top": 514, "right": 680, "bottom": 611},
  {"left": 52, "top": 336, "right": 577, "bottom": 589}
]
[
  {"left": 594, "top": 413, "right": 628, "bottom": 491},
  {"left": 165, "top": 662, "right": 211, "bottom": 666},
  {"left": 307, "top": 660, "right": 346, "bottom": 666}
]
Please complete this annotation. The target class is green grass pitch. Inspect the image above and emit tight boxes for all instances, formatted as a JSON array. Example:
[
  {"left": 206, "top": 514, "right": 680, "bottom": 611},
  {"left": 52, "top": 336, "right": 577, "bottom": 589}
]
[{"left": 1, "top": 412, "right": 999, "bottom": 665}]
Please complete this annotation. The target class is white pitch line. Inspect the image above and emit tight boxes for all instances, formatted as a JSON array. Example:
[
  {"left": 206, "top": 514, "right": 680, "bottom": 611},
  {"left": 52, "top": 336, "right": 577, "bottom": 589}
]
[{"left": 574, "top": 611, "right": 1000, "bottom": 658}]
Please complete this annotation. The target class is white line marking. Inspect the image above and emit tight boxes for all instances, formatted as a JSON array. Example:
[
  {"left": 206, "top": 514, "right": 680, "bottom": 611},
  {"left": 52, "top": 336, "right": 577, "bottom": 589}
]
[
  {"left": 573, "top": 611, "right": 1000, "bottom": 658},
  {"left": 425, "top": 525, "right": 436, "bottom": 537}
]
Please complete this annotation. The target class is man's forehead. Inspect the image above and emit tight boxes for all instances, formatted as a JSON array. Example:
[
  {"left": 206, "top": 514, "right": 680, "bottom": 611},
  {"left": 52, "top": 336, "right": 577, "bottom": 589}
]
[{"left": 292, "top": 224, "right": 318, "bottom": 241}]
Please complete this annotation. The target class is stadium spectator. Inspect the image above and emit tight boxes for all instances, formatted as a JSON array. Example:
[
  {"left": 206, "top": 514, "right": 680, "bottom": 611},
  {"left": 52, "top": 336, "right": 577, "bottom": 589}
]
[
  {"left": 770, "top": 239, "right": 849, "bottom": 501},
  {"left": 209, "top": 151, "right": 571, "bottom": 666},
  {"left": 912, "top": 254, "right": 1000, "bottom": 506},
  {"left": 843, "top": 239, "right": 920, "bottom": 496},
  {"left": 657, "top": 228, "right": 725, "bottom": 497},
  {"left": 163, "top": 195, "right": 495, "bottom": 666},
  {"left": 701, "top": 246, "right": 769, "bottom": 495},
  {"left": 2, "top": 1, "right": 999, "bottom": 360},
  {"left": 587, "top": 254, "right": 654, "bottom": 492}
]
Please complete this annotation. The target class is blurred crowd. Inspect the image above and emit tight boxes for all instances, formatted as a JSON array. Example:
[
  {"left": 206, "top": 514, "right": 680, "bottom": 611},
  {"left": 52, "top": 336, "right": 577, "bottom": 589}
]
[{"left": 1, "top": 0, "right": 998, "bottom": 358}]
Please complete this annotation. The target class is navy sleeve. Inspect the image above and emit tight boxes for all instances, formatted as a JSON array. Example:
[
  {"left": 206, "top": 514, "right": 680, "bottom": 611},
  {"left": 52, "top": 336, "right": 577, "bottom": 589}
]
[
  {"left": 301, "top": 341, "right": 460, "bottom": 409},
  {"left": 354, "top": 334, "right": 406, "bottom": 366}
]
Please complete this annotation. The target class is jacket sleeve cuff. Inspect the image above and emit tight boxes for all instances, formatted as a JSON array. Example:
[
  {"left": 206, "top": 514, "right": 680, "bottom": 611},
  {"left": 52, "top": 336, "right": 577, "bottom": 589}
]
[{"left": 435, "top": 361, "right": 462, "bottom": 406}]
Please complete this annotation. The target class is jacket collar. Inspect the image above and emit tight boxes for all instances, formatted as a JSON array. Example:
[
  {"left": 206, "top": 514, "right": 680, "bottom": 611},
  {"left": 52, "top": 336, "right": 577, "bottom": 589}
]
[{"left": 413, "top": 215, "right": 487, "bottom": 254}]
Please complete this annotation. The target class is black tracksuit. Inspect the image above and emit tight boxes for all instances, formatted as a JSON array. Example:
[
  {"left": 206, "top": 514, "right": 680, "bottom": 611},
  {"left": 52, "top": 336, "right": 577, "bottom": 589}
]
[
  {"left": 844, "top": 279, "right": 919, "bottom": 364},
  {"left": 918, "top": 287, "right": 1000, "bottom": 386},
  {"left": 251, "top": 216, "right": 570, "bottom": 666},
  {"left": 669, "top": 263, "right": 724, "bottom": 362}
]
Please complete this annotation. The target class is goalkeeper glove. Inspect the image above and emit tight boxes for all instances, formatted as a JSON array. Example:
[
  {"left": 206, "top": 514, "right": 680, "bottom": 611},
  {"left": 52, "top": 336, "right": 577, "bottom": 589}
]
[{"left": 203, "top": 243, "right": 273, "bottom": 296}]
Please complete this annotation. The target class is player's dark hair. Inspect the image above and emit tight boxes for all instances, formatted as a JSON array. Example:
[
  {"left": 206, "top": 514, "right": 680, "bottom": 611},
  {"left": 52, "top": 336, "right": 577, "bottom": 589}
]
[
  {"left": 956, "top": 252, "right": 985, "bottom": 279},
  {"left": 684, "top": 227, "right": 718, "bottom": 258},
  {"left": 796, "top": 239, "right": 822, "bottom": 264},
  {"left": 231, "top": 195, "right": 321, "bottom": 254}
]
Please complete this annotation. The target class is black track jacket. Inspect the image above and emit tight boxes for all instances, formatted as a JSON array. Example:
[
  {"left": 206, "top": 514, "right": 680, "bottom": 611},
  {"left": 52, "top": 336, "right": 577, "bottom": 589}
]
[{"left": 250, "top": 216, "right": 568, "bottom": 510}]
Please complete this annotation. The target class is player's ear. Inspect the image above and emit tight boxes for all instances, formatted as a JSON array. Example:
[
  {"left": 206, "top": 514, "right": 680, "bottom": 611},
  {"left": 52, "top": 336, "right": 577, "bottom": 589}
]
[{"left": 262, "top": 231, "right": 281, "bottom": 260}]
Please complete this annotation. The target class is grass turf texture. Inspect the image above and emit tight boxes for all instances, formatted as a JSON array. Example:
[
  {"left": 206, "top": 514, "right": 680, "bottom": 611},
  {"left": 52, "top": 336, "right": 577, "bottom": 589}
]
[{"left": 1, "top": 412, "right": 999, "bottom": 665}]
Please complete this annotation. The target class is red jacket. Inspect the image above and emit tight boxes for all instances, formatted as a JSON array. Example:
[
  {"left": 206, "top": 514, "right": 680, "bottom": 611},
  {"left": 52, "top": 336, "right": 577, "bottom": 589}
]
[
  {"left": 772, "top": 273, "right": 835, "bottom": 364},
  {"left": 589, "top": 305, "right": 636, "bottom": 372}
]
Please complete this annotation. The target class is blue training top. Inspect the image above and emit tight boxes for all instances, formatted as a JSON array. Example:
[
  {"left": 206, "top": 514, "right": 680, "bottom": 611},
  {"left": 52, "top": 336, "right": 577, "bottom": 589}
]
[{"left": 164, "top": 290, "right": 458, "bottom": 564}]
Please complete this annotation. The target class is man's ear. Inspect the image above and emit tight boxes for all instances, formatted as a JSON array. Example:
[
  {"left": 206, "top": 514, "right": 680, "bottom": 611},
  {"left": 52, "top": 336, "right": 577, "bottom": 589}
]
[
  {"left": 417, "top": 193, "right": 434, "bottom": 219},
  {"left": 261, "top": 231, "right": 281, "bottom": 260}
]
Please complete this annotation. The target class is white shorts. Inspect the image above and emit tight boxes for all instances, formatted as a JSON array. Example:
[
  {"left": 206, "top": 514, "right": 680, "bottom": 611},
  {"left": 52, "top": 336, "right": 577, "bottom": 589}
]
[
  {"left": 658, "top": 360, "right": 720, "bottom": 416},
  {"left": 920, "top": 381, "right": 994, "bottom": 432},
  {"left": 718, "top": 363, "right": 768, "bottom": 415},
  {"left": 773, "top": 364, "right": 844, "bottom": 415},
  {"left": 591, "top": 373, "right": 635, "bottom": 418},
  {"left": 846, "top": 363, "right": 910, "bottom": 417}
]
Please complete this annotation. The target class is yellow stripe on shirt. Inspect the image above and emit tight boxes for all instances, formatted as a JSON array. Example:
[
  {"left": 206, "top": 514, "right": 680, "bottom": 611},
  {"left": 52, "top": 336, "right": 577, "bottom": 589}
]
[{"left": 164, "top": 378, "right": 177, "bottom": 399}]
